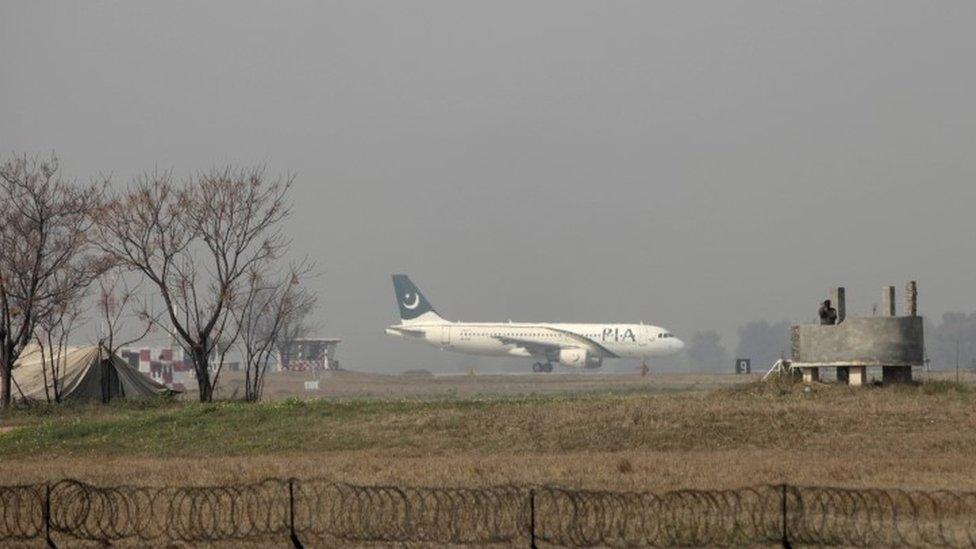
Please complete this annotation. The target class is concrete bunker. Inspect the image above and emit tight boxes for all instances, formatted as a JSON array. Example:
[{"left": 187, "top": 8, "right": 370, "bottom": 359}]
[{"left": 791, "top": 281, "right": 923, "bottom": 386}]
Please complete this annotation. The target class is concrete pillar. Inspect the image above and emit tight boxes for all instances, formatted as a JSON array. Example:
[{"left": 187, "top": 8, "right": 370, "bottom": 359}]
[
  {"left": 790, "top": 326, "right": 800, "bottom": 360},
  {"left": 904, "top": 281, "right": 917, "bottom": 317},
  {"left": 830, "top": 287, "right": 846, "bottom": 324},
  {"left": 883, "top": 366, "right": 912, "bottom": 384},
  {"left": 849, "top": 366, "right": 866, "bottom": 387},
  {"left": 802, "top": 367, "right": 820, "bottom": 383},
  {"left": 881, "top": 286, "right": 896, "bottom": 317}
]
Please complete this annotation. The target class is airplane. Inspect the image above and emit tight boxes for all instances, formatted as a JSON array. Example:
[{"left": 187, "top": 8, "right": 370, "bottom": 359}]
[{"left": 385, "top": 274, "right": 685, "bottom": 372}]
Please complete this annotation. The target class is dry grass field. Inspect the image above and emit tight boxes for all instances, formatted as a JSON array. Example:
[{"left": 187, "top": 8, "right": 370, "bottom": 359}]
[{"left": 0, "top": 370, "right": 974, "bottom": 492}]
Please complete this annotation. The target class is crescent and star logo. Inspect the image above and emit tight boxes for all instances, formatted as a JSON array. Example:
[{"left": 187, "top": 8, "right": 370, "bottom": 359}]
[{"left": 402, "top": 292, "right": 420, "bottom": 310}]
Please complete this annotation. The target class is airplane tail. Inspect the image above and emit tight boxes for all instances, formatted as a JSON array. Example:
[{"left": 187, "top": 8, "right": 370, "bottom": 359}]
[{"left": 392, "top": 274, "right": 447, "bottom": 324}]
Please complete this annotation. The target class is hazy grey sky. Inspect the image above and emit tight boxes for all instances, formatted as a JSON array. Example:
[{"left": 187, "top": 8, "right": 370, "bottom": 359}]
[{"left": 3, "top": 1, "right": 975, "bottom": 372}]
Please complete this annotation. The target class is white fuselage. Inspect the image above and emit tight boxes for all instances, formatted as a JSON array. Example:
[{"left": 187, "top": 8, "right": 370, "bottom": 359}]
[{"left": 386, "top": 318, "right": 684, "bottom": 369}]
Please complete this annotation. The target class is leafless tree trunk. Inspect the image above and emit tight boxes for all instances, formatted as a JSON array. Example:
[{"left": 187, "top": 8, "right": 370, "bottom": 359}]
[
  {"left": 234, "top": 261, "right": 316, "bottom": 401},
  {"left": 96, "top": 167, "right": 292, "bottom": 402},
  {"left": 35, "top": 300, "right": 84, "bottom": 403},
  {"left": 208, "top": 324, "right": 245, "bottom": 397},
  {"left": 0, "top": 154, "right": 107, "bottom": 408}
]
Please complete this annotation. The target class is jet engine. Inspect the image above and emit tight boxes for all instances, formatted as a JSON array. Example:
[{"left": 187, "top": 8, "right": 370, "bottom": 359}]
[{"left": 558, "top": 348, "right": 587, "bottom": 367}]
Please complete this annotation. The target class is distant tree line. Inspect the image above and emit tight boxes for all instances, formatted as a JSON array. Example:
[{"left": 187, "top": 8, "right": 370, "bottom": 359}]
[
  {"left": 0, "top": 153, "right": 317, "bottom": 407},
  {"left": 679, "top": 322, "right": 789, "bottom": 374},
  {"left": 926, "top": 313, "right": 976, "bottom": 372}
]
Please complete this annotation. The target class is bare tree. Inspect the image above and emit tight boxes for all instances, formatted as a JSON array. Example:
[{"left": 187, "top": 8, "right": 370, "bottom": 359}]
[
  {"left": 95, "top": 267, "right": 155, "bottom": 356},
  {"left": 96, "top": 167, "right": 292, "bottom": 402},
  {"left": 274, "top": 274, "right": 318, "bottom": 373},
  {"left": 234, "top": 262, "right": 316, "bottom": 401},
  {"left": 208, "top": 322, "right": 246, "bottom": 395},
  {"left": 34, "top": 298, "right": 85, "bottom": 403},
  {"left": 0, "top": 154, "right": 107, "bottom": 408}
]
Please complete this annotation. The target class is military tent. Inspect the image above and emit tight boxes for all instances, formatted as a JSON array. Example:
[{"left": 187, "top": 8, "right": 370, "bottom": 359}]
[{"left": 12, "top": 345, "right": 176, "bottom": 403}]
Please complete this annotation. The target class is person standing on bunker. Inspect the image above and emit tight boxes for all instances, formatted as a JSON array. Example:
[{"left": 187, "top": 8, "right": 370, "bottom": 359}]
[{"left": 819, "top": 300, "right": 838, "bottom": 325}]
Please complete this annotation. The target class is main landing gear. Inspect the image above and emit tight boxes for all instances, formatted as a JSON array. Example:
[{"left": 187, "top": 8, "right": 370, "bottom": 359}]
[{"left": 532, "top": 361, "right": 554, "bottom": 373}]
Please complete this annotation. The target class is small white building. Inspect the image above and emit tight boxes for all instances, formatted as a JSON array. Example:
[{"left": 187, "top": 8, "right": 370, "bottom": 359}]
[{"left": 277, "top": 338, "right": 342, "bottom": 372}]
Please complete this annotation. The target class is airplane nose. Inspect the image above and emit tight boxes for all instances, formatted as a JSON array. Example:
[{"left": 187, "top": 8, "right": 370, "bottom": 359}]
[{"left": 672, "top": 338, "right": 685, "bottom": 352}]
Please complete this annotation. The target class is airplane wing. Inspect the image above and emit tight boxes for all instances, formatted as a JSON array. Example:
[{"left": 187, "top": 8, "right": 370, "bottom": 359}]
[
  {"left": 491, "top": 328, "right": 620, "bottom": 359},
  {"left": 385, "top": 326, "right": 426, "bottom": 337},
  {"left": 491, "top": 334, "right": 559, "bottom": 356}
]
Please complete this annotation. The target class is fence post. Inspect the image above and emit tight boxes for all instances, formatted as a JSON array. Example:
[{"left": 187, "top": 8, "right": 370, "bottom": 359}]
[
  {"left": 289, "top": 478, "right": 303, "bottom": 549},
  {"left": 781, "top": 483, "right": 792, "bottom": 549},
  {"left": 529, "top": 488, "right": 537, "bottom": 549},
  {"left": 44, "top": 482, "right": 56, "bottom": 549}
]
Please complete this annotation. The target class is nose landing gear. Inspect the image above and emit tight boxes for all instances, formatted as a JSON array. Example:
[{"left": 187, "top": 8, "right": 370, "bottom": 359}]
[{"left": 532, "top": 361, "right": 554, "bottom": 373}]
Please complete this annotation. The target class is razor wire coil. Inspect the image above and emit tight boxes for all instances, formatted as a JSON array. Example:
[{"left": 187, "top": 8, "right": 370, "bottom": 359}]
[{"left": 0, "top": 479, "right": 974, "bottom": 546}]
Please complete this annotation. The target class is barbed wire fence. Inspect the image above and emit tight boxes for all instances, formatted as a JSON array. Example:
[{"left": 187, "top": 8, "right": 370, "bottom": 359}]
[{"left": 1, "top": 479, "right": 975, "bottom": 547}]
